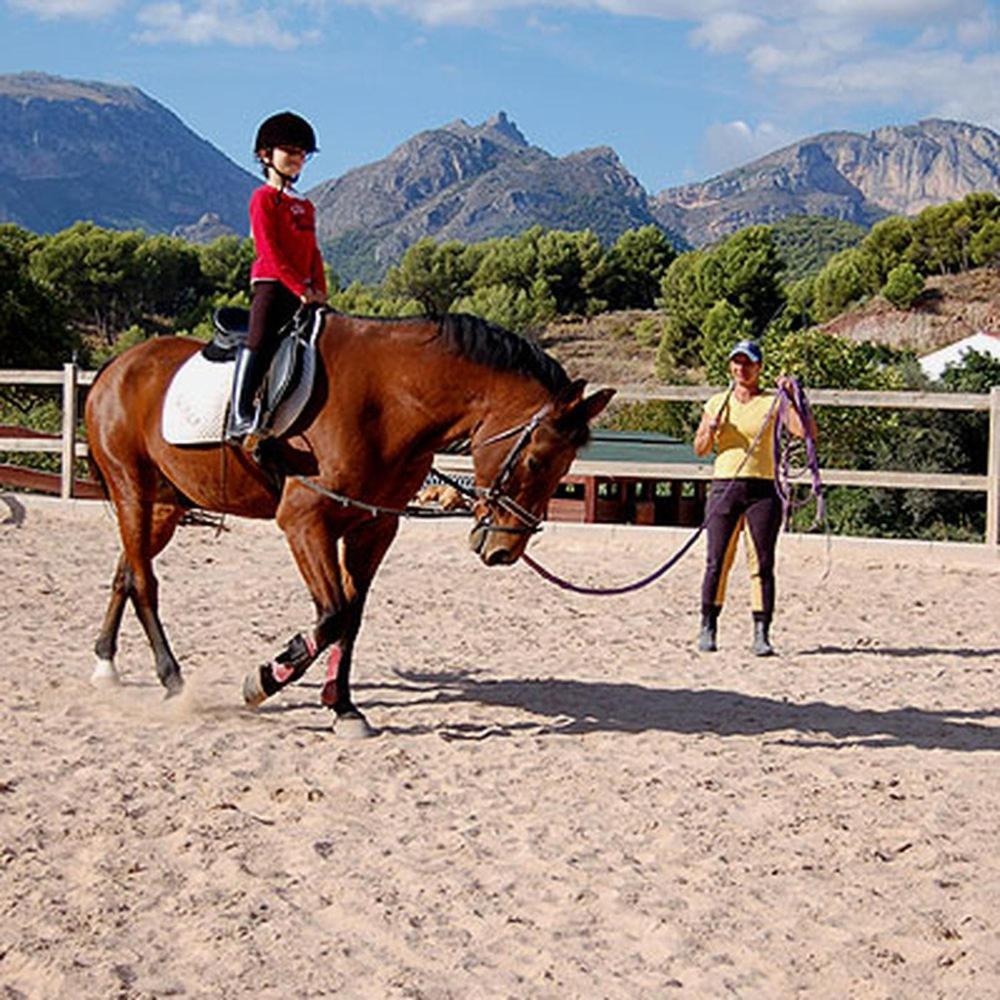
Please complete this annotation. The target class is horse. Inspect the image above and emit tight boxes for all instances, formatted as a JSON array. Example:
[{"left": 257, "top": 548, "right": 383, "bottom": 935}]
[{"left": 84, "top": 310, "right": 614, "bottom": 737}]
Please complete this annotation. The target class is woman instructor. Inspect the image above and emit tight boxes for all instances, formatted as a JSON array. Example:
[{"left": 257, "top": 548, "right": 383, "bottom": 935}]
[{"left": 692, "top": 339, "right": 817, "bottom": 656}]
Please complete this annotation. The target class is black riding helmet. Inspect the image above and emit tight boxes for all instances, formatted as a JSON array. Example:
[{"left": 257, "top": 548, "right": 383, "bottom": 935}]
[{"left": 254, "top": 111, "right": 318, "bottom": 155}]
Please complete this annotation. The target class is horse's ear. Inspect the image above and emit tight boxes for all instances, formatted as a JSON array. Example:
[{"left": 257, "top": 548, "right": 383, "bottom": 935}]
[
  {"left": 554, "top": 378, "right": 587, "bottom": 408},
  {"left": 579, "top": 387, "right": 615, "bottom": 424}
]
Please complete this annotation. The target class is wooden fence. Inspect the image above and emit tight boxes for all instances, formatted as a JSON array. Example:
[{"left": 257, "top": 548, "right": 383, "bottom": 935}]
[{"left": 2, "top": 365, "right": 998, "bottom": 548}]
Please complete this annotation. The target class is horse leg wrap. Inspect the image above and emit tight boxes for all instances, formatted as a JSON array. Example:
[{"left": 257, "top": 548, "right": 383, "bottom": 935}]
[
  {"left": 321, "top": 645, "right": 343, "bottom": 707},
  {"left": 256, "top": 632, "right": 318, "bottom": 699}
]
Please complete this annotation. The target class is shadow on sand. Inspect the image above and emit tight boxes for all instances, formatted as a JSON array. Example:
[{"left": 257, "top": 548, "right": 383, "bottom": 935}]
[{"left": 356, "top": 669, "right": 1000, "bottom": 752}]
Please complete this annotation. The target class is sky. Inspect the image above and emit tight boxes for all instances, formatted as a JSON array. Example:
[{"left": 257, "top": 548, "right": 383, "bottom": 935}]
[{"left": 1, "top": 0, "right": 998, "bottom": 193}]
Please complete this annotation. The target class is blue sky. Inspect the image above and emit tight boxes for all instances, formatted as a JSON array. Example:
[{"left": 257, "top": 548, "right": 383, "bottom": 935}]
[{"left": 1, "top": 0, "right": 998, "bottom": 192}]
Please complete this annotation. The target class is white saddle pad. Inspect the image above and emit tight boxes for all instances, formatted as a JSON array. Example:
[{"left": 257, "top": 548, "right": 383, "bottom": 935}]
[
  {"left": 162, "top": 352, "right": 231, "bottom": 445},
  {"left": 162, "top": 333, "right": 320, "bottom": 447}
]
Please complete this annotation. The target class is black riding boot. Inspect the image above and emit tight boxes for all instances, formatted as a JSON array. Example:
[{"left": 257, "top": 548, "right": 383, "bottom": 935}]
[
  {"left": 698, "top": 606, "right": 720, "bottom": 652},
  {"left": 226, "top": 346, "right": 261, "bottom": 443},
  {"left": 751, "top": 615, "right": 775, "bottom": 657}
]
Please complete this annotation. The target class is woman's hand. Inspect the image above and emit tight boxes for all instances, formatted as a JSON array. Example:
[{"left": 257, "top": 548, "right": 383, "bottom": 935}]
[{"left": 693, "top": 410, "right": 720, "bottom": 457}]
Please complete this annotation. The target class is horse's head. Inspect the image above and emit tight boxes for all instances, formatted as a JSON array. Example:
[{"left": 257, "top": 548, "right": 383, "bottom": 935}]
[{"left": 469, "top": 379, "right": 615, "bottom": 566}]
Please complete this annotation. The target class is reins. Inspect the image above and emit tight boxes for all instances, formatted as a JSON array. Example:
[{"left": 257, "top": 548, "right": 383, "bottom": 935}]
[
  {"left": 287, "top": 407, "right": 551, "bottom": 533},
  {"left": 521, "top": 377, "right": 825, "bottom": 596}
]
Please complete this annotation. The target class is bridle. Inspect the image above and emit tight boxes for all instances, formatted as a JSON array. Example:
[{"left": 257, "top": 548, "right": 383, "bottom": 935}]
[{"left": 466, "top": 403, "right": 553, "bottom": 542}]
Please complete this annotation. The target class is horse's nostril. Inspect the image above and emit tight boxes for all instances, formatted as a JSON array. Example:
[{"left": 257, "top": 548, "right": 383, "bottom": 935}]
[{"left": 484, "top": 547, "right": 512, "bottom": 566}]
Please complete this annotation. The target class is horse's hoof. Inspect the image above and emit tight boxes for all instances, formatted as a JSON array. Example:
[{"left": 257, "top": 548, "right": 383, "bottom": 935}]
[
  {"left": 164, "top": 674, "right": 185, "bottom": 699},
  {"left": 242, "top": 668, "right": 267, "bottom": 708},
  {"left": 90, "top": 657, "right": 121, "bottom": 688},
  {"left": 333, "top": 711, "right": 377, "bottom": 740}
]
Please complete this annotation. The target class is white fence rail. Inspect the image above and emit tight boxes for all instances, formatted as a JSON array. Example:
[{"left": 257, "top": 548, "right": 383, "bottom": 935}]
[{"left": 2, "top": 366, "right": 998, "bottom": 548}]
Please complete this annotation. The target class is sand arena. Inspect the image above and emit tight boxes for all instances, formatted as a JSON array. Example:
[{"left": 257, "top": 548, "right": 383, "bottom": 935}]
[{"left": 1, "top": 496, "right": 998, "bottom": 997}]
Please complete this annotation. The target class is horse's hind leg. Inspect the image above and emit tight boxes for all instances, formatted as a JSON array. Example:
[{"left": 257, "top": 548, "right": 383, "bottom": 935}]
[
  {"left": 91, "top": 554, "right": 134, "bottom": 686},
  {"left": 101, "top": 496, "right": 186, "bottom": 694}
]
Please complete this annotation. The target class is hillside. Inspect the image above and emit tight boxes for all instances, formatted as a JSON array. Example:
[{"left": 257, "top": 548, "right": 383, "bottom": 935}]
[
  {"left": 819, "top": 268, "right": 1000, "bottom": 353},
  {"left": 538, "top": 311, "right": 662, "bottom": 388},
  {"left": 653, "top": 120, "right": 1000, "bottom": 248},
  {"left": 0, "top": 72, "right": 256, "bottom": 236},
  {"left": 538, "top": 269, "right": 1000, "bottom": 389}
]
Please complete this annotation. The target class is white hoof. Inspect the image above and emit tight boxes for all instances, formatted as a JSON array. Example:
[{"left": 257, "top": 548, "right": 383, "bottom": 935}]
[
  {"left": 333, "top": 712, "right": 377, "bottom": 740},
  {"left": 90, "top": 658, "right": 121, "bottom": 687},
  {"left": 242, "top": 668, "right": 267, "bottom": 708}
]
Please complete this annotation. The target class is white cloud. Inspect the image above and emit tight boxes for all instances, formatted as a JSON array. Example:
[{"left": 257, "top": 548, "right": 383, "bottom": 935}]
[
  {"left": 689, "top": 11, "right": 763, "bottom": 52},
  {"left": 702, "top": 119, "right": 795, "bottom": 172},
  {"left": 134, "top": 1, "right": 315, "bottom": 47},
  {"left": 7, "top": 0, "right": 124, "bottom": 17},
  {"left": 785, "top": 47, "right": 1000, "bottom": 124}
]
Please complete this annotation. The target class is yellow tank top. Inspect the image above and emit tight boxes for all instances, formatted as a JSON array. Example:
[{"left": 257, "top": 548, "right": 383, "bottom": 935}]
[{"left": 705, "top": 390, "right": 777, "bottom": 479}]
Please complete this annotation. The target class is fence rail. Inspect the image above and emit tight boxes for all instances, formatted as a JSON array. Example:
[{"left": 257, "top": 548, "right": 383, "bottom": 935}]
[{"left": 2, "top": 365, "right": 998, "bottom": 548}]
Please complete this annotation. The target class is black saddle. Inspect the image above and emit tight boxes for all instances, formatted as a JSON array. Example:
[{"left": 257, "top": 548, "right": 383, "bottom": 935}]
[
  {"left": 202, "top": 307, "right": 251, "bottom": 361},
  {"left": 202, "top": 305, "right": 318, "bottom": 364}
]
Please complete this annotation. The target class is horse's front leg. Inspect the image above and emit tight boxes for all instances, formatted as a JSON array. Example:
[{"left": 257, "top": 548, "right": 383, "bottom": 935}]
[{"left": 321, "top": 515, "right": 400, "bottom": 737}]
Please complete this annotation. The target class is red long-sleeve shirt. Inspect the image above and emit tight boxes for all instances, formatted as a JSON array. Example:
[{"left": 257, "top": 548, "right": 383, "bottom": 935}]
[{"left": 249, "top": 185, "right": 327, "bottom": 299}]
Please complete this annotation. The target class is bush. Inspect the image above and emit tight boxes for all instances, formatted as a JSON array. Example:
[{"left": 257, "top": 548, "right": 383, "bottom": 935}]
[{"left": 881, "top": 262, "right": 924, "bottom": 309}]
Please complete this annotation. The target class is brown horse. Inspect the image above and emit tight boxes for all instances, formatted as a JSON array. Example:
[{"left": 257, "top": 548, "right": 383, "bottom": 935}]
[{"left": 84, "top": 311, "right": 613, "bottom": 737}]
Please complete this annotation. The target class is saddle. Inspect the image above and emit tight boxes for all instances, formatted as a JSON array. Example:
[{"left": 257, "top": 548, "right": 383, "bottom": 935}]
[{"left": 161, "top": 306, "right": 325, "bottom": 446}]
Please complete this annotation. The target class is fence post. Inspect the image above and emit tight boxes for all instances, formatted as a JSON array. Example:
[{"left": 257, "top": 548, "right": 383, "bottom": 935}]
[
  {"left": 60, "top": 362, "right": 78, "bottom": 500},
  {"left": 987, "top": 385, "right": 1000, "bottom": 551}
]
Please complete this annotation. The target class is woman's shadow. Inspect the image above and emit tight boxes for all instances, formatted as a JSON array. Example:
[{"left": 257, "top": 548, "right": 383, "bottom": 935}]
[{"left": 362, "top": 668, "right": 1000, "bottom": 752}]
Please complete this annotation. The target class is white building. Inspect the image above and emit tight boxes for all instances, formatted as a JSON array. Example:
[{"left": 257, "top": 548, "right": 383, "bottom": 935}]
[{"left": 919, "top": 331, "right": 1000, "bottom": 380}]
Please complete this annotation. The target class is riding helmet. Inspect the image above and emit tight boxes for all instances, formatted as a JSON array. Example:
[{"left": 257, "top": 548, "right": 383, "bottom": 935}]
[{"left": 254, "top": 111, "right": 318, "bottom": 154}]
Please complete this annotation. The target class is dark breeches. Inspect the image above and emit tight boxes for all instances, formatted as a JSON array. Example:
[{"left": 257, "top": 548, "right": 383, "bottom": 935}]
[
  {"left": 700, "top": 478, "right": 782, "bottom": 621},
  {"left": 247, "top": 280, "right": 300, "bottom": 354}
]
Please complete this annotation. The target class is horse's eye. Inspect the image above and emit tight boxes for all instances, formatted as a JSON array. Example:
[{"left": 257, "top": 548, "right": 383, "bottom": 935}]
[{"left": 526, "top": 455, "right": 541, "bottom": 473}]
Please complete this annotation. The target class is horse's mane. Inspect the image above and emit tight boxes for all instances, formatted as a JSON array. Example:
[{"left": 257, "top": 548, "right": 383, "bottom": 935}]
[
  {"left": 331, "top": 308, "right": 570, "bottom": 391},
  {"left": 435, "top": 313, "right": 570, "bottom": 392}
]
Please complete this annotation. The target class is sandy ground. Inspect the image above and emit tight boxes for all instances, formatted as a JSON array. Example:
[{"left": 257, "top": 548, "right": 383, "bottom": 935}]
[{"left": 1, "top": 497, "right": 999, "bottom": 999}]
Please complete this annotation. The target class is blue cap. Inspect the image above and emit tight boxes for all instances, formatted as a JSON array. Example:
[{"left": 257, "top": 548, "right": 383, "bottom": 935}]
[{"left": 728, "top": 339, "right": 762, "bottom": 363}]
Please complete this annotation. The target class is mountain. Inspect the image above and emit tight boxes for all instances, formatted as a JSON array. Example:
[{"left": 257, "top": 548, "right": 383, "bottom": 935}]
[
  {"left": 0, "top": 72, "right": 256, "bottom": 236},
  {"left": 308, "top": 112, "right": 664, "bottom": 282},
  {"left": 2, "top": 73, "right": 997, "bottom": 282},
  {"left": 652, "top": 119, "right": 1000, "bottom": 247}
]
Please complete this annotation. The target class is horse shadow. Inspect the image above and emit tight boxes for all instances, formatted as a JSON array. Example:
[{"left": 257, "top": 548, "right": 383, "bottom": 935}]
[{"left": 362, "top": 669, "right": 1000, "bottom": 752}]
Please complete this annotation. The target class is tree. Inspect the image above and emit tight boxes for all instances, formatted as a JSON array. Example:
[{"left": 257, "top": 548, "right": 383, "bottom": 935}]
[
  {"left": 29, "top": 222, "right": 146, "bottom": 343},
  {"left": 811, "top": 247, "right": 871, "bottom": 322},
  {"left": 0, "top": 224, "right": 77, "bottom": 367},
  {"left": 198, "top": 235, "right": 255, "bottom": 297},
  {"left": 451, "top": 283, "right": 544, "bottom": 333},
  {"left": 534, "top": 229, "right": 608, "bottom": 316},
  {"left": 383, "top": 238, "right": 476, "bottom": 315},
  {"left": 710, "top": 225, "right": 785, "bottom": 335},
  {"left": 603, "top": 225, "right": 676, "bottom": 309},
  {"left": 970, "top": 219, "right": 1000, "bottom": 268},
  {"left": 656, "top": 250, "right": 710, "bottom": 369},
  {"left": 135, "top": 234, "right": 204, "bottom": 318}
]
